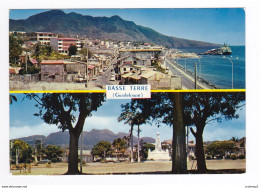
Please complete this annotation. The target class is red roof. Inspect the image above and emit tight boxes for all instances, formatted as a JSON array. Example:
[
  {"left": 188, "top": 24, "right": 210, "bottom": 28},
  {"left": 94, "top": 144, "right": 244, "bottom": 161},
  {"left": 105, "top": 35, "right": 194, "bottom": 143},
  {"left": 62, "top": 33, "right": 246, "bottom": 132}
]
[
  {"left": 88, "top": 65, "right": 95, "bottom": 69},
  {"left": 9, "top": 68, "right": 16, "bottom": 74},
  {"left": 30, "top": 58, "right": 38, "bottom": 65},
  {"left": 41, "top": 60, "right": 64, "bottom": 65}
]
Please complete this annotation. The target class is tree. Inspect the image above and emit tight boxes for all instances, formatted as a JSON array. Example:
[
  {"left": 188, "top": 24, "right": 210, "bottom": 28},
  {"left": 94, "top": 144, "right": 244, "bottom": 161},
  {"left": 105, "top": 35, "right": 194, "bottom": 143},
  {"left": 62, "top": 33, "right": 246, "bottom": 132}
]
[
  {"left": 45, "top": 145, "right": 63, "bottom": 160},
  {"left": 26, "top": 93, "right": 105, "bottom": 174},
  {"left": 183, "top": 92, "right": 245, "bottom": 172},
  {"left": 112, "top": 138, "right": 128, "bottom": 159},
  {"left": 118, "top": 104, "right": 148, "bottom": 162},
  {"left": 140, "top": 142, "right": 155, "bottom": 160},
  {"left": 9, "top": 35, "right": 22, "bottom": 64},
  {"left": 68, "top": 45, "right": 77, "bottom": 56},
  {"left": 92, "top": 141, "right": 112, "bottom": 159},
  {"left": 9, "top": 95, "right": 17, "bottom": 104},
  {"left": 11, "top": 140, "right": 33, "bottom": 164},
  {"left": 120, "top": 92, "right": 187, "bottom": 173},
  {"left": 206, "top": 141, "right": 238, "bottom": 158},
  {"left": 33, "top": 140, "right": 45, "bottom": 162}
]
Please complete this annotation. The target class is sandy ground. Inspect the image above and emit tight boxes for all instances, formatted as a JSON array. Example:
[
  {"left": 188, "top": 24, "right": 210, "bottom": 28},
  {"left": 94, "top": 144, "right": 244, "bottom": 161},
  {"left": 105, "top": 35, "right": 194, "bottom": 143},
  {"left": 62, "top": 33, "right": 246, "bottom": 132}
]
[
  {"left": 10, "top": 159, "right": 246, "bottom": 175},
  {"left": 9, "top": 81, "right": 103, "bottom": 91}
]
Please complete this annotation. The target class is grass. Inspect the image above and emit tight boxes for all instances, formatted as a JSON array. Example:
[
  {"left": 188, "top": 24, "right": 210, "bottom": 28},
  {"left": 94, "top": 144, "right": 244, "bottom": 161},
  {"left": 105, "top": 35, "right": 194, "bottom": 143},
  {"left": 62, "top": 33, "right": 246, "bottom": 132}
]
[{"left": 10, "top": 159, "right": 246, "bottom": 175}]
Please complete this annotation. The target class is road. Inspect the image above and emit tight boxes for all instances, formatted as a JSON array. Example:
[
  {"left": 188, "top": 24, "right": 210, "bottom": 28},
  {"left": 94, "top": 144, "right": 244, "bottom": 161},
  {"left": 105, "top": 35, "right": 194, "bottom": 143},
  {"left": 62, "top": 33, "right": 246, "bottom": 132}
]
[
  {"left": 92, "top": 56, "right": 119, "bottom": 88},
  {"left": 165, "top": 58, "right": 204, "bottom": 90}
]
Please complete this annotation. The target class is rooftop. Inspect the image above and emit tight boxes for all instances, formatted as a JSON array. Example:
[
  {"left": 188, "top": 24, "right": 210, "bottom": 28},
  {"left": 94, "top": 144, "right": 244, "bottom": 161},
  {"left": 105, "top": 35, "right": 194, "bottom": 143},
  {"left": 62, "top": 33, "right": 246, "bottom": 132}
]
[{"left": 41, "top": 60, "right": 64, "bottom": 65}]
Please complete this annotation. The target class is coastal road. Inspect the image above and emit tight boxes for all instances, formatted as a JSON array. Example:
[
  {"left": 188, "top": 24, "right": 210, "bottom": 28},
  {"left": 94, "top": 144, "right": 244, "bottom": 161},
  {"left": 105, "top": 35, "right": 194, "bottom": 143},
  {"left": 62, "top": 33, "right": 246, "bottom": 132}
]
[{"left": 165, "top": 59, "right": 203, "bottom": 90}]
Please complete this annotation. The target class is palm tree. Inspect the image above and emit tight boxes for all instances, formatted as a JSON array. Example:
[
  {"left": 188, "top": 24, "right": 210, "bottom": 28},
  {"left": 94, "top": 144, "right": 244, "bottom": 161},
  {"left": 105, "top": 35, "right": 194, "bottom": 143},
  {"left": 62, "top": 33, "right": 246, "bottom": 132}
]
[{"left": 118, "top": 108, "right": 148, "bottom": 162}]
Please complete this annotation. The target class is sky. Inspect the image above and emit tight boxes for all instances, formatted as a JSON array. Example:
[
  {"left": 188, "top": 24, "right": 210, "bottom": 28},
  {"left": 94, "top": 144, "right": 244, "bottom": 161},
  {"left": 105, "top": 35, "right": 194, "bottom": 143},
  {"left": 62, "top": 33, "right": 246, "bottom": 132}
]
[
  {"left": 9, "top": 8, "right": 245, "bottom": 45},
  {"left": 9, "top": 94, "right": 246, "bottom": 142}
]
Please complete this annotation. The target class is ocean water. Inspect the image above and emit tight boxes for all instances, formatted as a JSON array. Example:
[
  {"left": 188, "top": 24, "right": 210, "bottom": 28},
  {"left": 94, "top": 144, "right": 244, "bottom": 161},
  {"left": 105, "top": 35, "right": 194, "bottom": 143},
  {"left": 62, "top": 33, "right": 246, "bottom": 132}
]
[{"left": 176, "top": 46, "right": 245, "bottom": 89}]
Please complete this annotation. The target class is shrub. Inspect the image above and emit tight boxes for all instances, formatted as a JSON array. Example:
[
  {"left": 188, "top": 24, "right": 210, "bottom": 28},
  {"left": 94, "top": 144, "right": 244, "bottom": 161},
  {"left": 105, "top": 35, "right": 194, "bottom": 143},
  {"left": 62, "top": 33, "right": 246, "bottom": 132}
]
[
  {"left": 51, "top": 158, "right": 58, "bottom": 163},
  {"left": 206, "top": 155, "right": 211, "bottom": 160},
  {"left": 231, "top": 154, "right": 237, "bottom": 160},
  {"left": 239, "top": 154, "right": 245, "bottom": 159},
  {"left": 225, "top": 155, "right": 231, "bottom": 159},
  {"left": 25, "top": 158, "right": 31, "bottom": 164}
]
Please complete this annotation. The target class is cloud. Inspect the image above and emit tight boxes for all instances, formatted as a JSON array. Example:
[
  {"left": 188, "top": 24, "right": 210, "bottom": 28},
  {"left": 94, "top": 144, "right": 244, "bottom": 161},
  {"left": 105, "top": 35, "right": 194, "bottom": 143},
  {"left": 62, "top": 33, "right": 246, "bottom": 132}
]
[{"left": 10, "top": 123, "right": 60, "bottom": 139}]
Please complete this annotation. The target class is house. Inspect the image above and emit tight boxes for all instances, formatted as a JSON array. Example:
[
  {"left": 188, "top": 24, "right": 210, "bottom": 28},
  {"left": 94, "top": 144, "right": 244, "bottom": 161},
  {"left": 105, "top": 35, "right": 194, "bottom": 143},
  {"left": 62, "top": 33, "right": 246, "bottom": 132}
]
[
  {"left": 119, "top": 62, "right": 137, "bottom": 74},
  {"left": 50, "top": 37, "right": 81, "bottom": 54},
  {"left": 27, "top": 32, "right": 57, "bottom": 45},
  {"left": 41, "top": 60, "right": 65, "bottom": 82}
]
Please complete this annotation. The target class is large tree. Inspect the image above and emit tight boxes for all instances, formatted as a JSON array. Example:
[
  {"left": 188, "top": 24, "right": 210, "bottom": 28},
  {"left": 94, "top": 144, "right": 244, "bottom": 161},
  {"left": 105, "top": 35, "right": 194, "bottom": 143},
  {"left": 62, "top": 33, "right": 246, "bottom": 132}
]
[
  {"left": 27, "top": 93, "right": 105, "bottom": 174},
  {"left": 120, "top": 92, "right": 187, "bottom": 173},
  {"left": 183, "top": 92, "right": 245, "bottom": 172}
]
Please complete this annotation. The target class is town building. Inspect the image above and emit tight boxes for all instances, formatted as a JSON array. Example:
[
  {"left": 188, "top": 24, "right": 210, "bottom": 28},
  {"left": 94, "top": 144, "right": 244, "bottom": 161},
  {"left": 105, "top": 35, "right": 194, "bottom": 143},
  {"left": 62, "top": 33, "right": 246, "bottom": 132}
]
[
  {"left": 41, "top": 60, "right": 65, "bottom": 82},
  {"left": 50, "top": 37, "right": 81, "bottom": 54},
  {"left": 27, "top": 32, "right": 57, "bottom": 45}
]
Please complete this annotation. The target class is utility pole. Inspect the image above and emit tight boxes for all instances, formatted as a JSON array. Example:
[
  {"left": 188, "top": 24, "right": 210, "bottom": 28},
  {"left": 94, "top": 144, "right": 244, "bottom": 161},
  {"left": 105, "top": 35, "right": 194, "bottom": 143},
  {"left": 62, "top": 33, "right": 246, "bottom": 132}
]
[
  {"left": 194, "top": 62, "right": 197, "bottom": 89},
  {"left": 25, "top": 52, "right": 28, "bottom": 73}
]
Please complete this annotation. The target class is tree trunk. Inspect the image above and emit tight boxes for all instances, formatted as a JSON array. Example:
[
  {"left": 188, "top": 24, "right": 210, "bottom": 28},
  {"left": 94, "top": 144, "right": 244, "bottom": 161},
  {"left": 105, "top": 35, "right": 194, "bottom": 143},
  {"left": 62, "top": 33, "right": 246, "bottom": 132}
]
[
  {"left": 170, "top": 93, "right": 187, "bottom": 174},
  {"left": 195, "top": 130, "right": 207, "bottom": 173},
  {"left": 130, "top": 125, "right": 134, "bottom": 162},
  {"left": 137, "top": 125, "right": 140, "bottom": 163},
  {"left": 66, "top": 131, "right": 80, "bottom": 175}
]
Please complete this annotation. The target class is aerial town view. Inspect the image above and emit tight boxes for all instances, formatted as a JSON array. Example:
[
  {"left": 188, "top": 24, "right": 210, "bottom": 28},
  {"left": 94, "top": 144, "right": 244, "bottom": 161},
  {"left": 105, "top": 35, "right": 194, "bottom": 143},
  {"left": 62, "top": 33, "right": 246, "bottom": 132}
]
[{"left": 9, "top": 9, "right": 245, "bottom": 91}]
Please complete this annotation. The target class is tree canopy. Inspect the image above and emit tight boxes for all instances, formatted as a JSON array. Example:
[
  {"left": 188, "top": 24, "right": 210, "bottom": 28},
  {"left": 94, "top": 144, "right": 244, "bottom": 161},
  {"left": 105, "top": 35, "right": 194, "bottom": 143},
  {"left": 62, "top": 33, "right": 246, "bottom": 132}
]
[
  {"left": 92, "top": 141, "right": 112, "bottom": 159},
  {"left": 68, "top": 45, "right": 77, "bottom": 56},
  {"left": 9, "top": 35, "right": 22, "bottom": 64},
  {"left": 26, "top": 93, "right": 105, "bottom": 174}
]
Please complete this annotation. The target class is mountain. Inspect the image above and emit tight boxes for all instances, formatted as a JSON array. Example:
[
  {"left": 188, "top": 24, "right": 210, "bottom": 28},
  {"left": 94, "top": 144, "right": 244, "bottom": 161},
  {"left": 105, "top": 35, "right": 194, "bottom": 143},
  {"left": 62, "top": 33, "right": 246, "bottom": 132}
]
[
  {"left": 12, "top": 129, "right": 156, "bottom": 149},
  {"left": 9, "top": 10, "right": 218, "bottom": 48}
]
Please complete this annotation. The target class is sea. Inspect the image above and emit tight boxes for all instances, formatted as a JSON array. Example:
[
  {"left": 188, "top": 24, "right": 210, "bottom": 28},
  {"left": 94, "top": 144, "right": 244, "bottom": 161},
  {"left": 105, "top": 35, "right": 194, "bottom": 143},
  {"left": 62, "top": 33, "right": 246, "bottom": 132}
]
[{"left": 175, "top": 46, "right": 245, "bottom": 89}]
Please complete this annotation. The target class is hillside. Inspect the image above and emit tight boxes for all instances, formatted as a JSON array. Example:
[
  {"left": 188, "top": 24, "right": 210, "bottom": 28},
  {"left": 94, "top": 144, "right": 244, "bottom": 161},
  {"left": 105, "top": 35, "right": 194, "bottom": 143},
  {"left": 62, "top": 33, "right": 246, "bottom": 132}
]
[
  {"left": 11, "top": 129, "right": 156, "bottom": 149},
  {"left": 9, "top": 9, "right": 218, "bottom": 48}
]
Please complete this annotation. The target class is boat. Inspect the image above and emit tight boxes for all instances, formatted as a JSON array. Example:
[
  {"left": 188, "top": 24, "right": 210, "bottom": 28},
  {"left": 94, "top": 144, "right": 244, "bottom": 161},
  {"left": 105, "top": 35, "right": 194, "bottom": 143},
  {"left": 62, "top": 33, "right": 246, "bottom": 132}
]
[{"left": 200, "top": 43, "right": 232, "bottom": 55}]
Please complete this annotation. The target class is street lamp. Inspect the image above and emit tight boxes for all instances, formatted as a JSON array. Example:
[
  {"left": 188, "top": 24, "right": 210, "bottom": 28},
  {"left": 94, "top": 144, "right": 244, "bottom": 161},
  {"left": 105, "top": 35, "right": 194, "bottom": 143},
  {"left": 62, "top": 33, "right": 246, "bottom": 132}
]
[{"left": 223, "top": 56, "right": 238, "bottom": 89}]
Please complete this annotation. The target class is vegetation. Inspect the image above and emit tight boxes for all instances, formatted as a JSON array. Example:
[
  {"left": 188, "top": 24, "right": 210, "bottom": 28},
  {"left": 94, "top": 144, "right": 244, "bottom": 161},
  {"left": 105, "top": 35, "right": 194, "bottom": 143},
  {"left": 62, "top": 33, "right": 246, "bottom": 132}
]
[
  {"left": 205, "top": 141, "right": 238, "bottom": 158},
  {"left": 68, "top": 45, "right": 77, "bottom": 56},
  {"left": 11, "top": 140, "right": 33, "bottom": 164},
  {"left": 9, "top": 35, "right": 22, "bottom": 65},
  {"left": 184, "top": 92, "right": 245, "bottom": 172},
  {"left": 92, "top": 141, "right": 112, "bottom": 159},
  {"left": 44, "top": 145, "right": 63, "bottom": 161},
  {"left": 9, "top": 9, "right": 218, "bottom": 48},
  {"left": 112, "top": 138, "right": 128, "bottom": 159},
  {"left": 119, "top": 92, "right": 245, "bottom": 173},
  {"left": 33, "top": 43, "right": 69, "bottom": 62},
  {"left": 140, "top": 142, "right": 155, "bottom": 160},
  {"left": 118, "top": 104, "right": 149, "bottom": 163},
  {"left": 120, "top": 93, "right": 187, "bottom": 173},
  {"left": 26, "top": 93, "right": 105, "bottom": 174}
]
